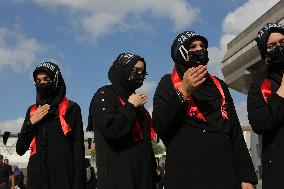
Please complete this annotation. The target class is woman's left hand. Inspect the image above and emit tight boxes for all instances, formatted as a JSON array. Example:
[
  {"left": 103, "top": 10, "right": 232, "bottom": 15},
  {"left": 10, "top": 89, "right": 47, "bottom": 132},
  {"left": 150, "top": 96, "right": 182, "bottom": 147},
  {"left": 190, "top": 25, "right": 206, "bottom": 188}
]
[{"left": 241, "top": 182, "right": 254, "bottom": 189}]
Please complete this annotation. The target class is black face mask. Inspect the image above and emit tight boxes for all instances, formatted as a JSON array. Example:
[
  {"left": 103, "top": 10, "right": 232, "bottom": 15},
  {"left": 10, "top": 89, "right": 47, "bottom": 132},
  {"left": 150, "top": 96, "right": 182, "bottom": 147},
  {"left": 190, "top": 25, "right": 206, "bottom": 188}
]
[
  {"left": 266, "top": 44, "right": 284, "bottom": 74},
  {"left": 128, "top": 70, "right": 145, "bottom": 90},
  {"left": 188, "top": 49, "right": 209, "bottom": 67},
  {"left": 35, "top": 82, "right": 57, "bottom": 99}
]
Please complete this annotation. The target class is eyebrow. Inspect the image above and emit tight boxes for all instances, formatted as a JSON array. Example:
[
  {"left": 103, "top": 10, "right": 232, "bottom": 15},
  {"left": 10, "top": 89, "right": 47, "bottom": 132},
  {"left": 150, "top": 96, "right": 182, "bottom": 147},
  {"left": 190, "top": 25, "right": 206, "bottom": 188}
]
[{"left": 36, "top": 76, "right": 50, "bottom": 80}]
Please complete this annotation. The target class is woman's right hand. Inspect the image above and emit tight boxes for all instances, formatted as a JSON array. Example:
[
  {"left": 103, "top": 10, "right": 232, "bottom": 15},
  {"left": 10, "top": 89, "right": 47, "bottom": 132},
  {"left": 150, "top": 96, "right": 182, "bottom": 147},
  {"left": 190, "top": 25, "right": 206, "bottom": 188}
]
[
  {"left": 30, "top": 104, "right": 50, "bottom": 125},
  {"left": 178, "top": 65, "right": 207, "bottom": 97},
  {"left": 128, "top": 93, "right": 147, "bottom": 107}
]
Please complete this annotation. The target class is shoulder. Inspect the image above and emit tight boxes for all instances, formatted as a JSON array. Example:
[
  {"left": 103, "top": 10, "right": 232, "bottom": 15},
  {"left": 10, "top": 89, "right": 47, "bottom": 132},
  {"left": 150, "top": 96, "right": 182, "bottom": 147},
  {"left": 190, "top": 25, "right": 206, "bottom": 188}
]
[
  {"left": 248, "top": 79, "right": 265, "bottom": 95},
  {"left": 90, "top": 85, "right": 120, "bottom": 110},
  {"left": 156, "top": 74, "right": 172, "bottom": 91},
  {"left": 64, "top": 100, "right": 82, "bottom": 118},
  {"left": 159, "top": 74, "right": 171, "bottom": 84},
  {"left": 93, "top": 85, "right": 115, "bottom": 101},
  {"left": 67, "top": 100, "right": 81, "bottom": 112},
  {"left": 209, "top": 75, "right": 231, "bottom": 95},
  {"left": 211, "top": 75, "right": 227, "bottom": 87},
  {"left": 24, "top": 104, "right": 36, "bottom": 118}
]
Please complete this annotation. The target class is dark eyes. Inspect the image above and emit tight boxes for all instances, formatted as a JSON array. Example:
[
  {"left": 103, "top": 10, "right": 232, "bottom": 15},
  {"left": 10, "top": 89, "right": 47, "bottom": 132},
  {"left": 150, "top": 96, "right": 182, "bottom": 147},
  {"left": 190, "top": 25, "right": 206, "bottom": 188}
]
[
  {"left": 267, "top": 39, "right": 284, "bottom": 51},
  {"left": 133, "top": 68, "right": 144, "bottom": 74},
  {"left": 35, "top": 77, "right": 51, "bottom": 84},
  {"left": 189, "top": 43, "right": 206, "bottom": 50},
  {"left": 200, "top": 44, "right": 206, "bottom": 49},
  {"left": 189, "top": 44, "right": 196, "bottom": 49}
]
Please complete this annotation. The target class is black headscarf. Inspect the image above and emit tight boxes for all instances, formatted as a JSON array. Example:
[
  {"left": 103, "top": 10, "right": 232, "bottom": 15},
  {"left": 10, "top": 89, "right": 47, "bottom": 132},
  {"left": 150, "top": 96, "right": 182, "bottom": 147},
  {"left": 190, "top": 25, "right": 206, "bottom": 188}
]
[
  {"left": 255, "top": 23, "right": 284, "bottom": 59},
  {"left": 255, "top": 23, "right": 284, "bottom": 76},
  {"left": 171, "top": 31, "right": 230, "bottom": 132},
  {"left": 33, "top": 62, "right": 66, "bottom": 112},
  {"left": 108, "top": 53, "right": 146, "bottom": 99},
  {"left": 171, "top": 31, "right": 208, "bottom": 79}
]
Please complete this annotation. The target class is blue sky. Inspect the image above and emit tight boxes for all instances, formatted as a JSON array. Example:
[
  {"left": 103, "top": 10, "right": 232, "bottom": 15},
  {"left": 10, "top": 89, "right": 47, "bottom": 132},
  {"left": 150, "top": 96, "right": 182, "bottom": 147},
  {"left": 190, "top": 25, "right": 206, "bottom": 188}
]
[{"left": 0, "top": 0, "right": 280, "bottom": 133}]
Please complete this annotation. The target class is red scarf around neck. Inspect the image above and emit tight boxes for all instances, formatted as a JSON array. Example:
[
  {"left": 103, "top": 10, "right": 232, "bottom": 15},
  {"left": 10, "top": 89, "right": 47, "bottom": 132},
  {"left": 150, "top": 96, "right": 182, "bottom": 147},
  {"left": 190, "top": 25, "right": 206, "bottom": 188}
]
[
  {"left": 171, "top": 66, "right": 228, "bottom": 121},
  {"left": 118, "top": 97, "right": 156, "bottom": 142}
]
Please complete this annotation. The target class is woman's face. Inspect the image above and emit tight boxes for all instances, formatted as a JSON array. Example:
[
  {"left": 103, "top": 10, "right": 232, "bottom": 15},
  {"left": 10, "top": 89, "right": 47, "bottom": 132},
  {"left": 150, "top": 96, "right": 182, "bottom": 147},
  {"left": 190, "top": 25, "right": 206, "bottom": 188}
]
[
  {"left": 35, "top": 71, "right": 51, "bottom": 84},
  {"left": 132, "top": 60, "right": 145, "bottom": 74},
  {"left": 128, "top": 60, "right": 145, "bottom": 80},
  {"left": 267, "top": 32, "right": 284, "bottom": 52},
  {"left": 188, "top": 39, "right": 206, "bottom": 52}
]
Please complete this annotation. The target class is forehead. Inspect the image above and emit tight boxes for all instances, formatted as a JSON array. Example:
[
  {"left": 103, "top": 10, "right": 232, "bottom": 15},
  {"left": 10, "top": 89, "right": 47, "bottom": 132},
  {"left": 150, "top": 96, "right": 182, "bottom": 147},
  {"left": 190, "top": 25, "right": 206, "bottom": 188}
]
[
  {"left": 190, "top": 39, "right": 204, "bottom": 45},
  {"left": 35, "top": 71, "right": 50, "bottom": 78},
  {"left": 133, "top": 60, "right": 145, "bottom": 68},
  {"left": 267, "top": 32, "right": 284, "bottom": 43}
]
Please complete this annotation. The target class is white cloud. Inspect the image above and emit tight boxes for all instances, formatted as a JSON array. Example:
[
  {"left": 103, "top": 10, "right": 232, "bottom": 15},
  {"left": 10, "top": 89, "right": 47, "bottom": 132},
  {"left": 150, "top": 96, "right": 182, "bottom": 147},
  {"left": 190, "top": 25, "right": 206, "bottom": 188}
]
[
  {"left": 208, "top": 34, "right": 236, "bottom": 78},
  {"left": 223, "top": 0, "right": 279, "bottom": 35},
  {"left": 0, "top": 117, "right": 24, "bottom": 134},
  {"left": 208, "top": 0, "right": 279, "bottom": 125},
  {"left": 0, "top": 27, "right": 47, "bottom": 73},
  {"left": 208, "top": 0, "right": 279, "bottom": 77},
  {"left": 28, "top": 0, "right": 200, "bottom": 41},
  {"left": 137, "top": 80, "right": 157, "bottom": 95}
]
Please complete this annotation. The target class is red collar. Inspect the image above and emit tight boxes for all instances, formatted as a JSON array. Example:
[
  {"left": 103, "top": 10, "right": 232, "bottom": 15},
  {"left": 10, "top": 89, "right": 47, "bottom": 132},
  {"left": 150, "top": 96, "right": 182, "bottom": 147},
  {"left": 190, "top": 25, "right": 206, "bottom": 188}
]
[{"left": 171, "top": 66, "right": 228, "bottom": 121}]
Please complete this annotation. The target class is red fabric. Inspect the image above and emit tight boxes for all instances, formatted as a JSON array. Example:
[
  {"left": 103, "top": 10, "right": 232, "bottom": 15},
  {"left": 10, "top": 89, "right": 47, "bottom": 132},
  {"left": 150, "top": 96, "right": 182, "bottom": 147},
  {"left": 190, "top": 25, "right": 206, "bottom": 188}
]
[
  {"left": 118, "top": 97, "right": 156, "bottom": 141},
  {"left": 58, "top": 97, "right": 71, "bottom": 135},
  {"left": 171, "top": 66, "right": 228, "bottom": 121},
  {"left": 210, "top": 76, "right": 228, "bottom": 120},
  {"left": 261, "top": 79, "right": 272, "bottom": 103},
  {"left": 29, "top": 97, "right": 71, "bottom": 156},
  {"left": 171, "top": 66, "right": 206, "bottom": 121},
  {"left": 29, "top": 105, "right": 37, "bottom": 156}
]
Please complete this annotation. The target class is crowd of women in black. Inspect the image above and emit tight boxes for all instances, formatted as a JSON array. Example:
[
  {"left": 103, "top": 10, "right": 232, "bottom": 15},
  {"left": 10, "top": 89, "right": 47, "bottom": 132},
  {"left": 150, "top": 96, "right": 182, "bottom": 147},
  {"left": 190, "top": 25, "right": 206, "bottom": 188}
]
[{"left": 14, "top": 22, "right": 284, "bottom": 189}]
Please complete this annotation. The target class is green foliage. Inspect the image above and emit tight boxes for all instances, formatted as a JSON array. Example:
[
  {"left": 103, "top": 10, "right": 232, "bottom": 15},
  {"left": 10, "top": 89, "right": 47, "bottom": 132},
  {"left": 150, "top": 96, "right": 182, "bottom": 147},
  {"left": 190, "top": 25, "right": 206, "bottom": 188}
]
[{"left": 152, "top": 140, "right": 165, "bottom": 155}]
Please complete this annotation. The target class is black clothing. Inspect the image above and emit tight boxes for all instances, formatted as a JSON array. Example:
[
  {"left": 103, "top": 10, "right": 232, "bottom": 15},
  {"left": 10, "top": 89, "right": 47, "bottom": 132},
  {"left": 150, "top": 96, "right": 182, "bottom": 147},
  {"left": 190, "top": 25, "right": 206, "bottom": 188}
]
[
  {"left": 89, "top": 86, "right": 156, "bottom": 189},
  {"left": 171, "top": 31, "right": 208, "bottom": 77},
  {"left": 16, "top": 62, "right": 86, "bottom": 189},
  {"left": 108, "top": 53, "right": 145, "bottom": 97},
  {"left": 255, "top": 23, "right": 284, "bottom": 59},
  {"left": 88, "top": 53, "right": 156, "bottom": 189},
  {"left": 266, "top": 44, "right": 284, "bottom": 74},
  {"left": 16, "top": 102, "right": 86, "bottom": 189},
  {"left": 248, "top": 72, "right": 284, "bottom": 189},
  {"left": 14, "top": 171, "right": 25, "bottom": 189},
  {"left": 34, "top": 62, "right": 66, "bottom": 113},
  {"left": 0, "top": 164, "right": 12, "bottom": 184},
  {"left": 86, "top": 167, "right": 97, "bottom": 189},
  {"left": 153, "top": 74, "right": 257, "bottom": 189}
]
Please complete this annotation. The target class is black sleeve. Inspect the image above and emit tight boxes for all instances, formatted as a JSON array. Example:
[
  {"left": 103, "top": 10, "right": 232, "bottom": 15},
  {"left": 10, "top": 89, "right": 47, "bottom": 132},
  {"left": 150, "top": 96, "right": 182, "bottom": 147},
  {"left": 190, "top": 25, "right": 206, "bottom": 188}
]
[
  {"left": 247, "top": 82, "right": 284, "bottom": 134},
  {"left": 16, "top": 107, "right": 36, "bottom": 156},
  {"left": 222, "top": 81, "right": 257, "bottom": 185},
  {"left": 90, "top": 87, "right": 138, "bottom": 141},
  {"left": 67, "top": 103, "right": 86, "bottom": 189},
  {"left": 152, "top": 75, "right": 186, "bottom": 146}
]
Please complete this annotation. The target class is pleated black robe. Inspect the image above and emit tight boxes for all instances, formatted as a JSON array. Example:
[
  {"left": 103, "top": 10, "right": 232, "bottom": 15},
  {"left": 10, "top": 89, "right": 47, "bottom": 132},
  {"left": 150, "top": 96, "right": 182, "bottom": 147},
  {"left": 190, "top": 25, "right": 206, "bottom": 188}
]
[
  {"left": 88, "top": 85, "right": 157, "bottom": 189},
  {"left": 153, "top": 74, "right": 257, "bottom": 189},
  {"left": 16, "top": 101, "right": 86, "bottom": 189},
  {"left": 248, "top": 72, "right": 284, "bottom": 189}
]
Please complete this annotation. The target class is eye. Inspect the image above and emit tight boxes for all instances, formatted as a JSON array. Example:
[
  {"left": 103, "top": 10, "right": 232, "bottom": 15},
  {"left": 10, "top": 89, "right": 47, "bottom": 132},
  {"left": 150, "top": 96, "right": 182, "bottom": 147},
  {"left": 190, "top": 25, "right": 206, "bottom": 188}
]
[
  {"left": 35, "top": 79, "right": 41, "bottom": 84},
  {"left": 44, "top": 77, "right": 51, "bottom": 82},
  {"left": 200, "top": 43, "right": 206, "bottom": 49},
  {"left": 133, "top": 68, "right": 144, "bottom": 74},
  {"left": 267, "top": 43, "right": 277, "bottom": 51},
  {"left": 189, "top": 44, "right": 196, "bottom": 50}
]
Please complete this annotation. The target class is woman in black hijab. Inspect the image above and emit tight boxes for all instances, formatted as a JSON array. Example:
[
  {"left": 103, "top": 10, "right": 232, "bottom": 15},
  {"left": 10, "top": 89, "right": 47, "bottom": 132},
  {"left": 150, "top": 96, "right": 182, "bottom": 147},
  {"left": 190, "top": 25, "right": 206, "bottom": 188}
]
[
  {"left": 248, "top": 23, "right": 284, "bottom": 189},
  {"left": 88, "top": 53, "right": 156, "bottom": 189},
  {"left": 16, "top": 62, "right": 86, "bottom": 189},
  {"left": 152, "top": 31, "right": 257, "bottom": 189}
]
